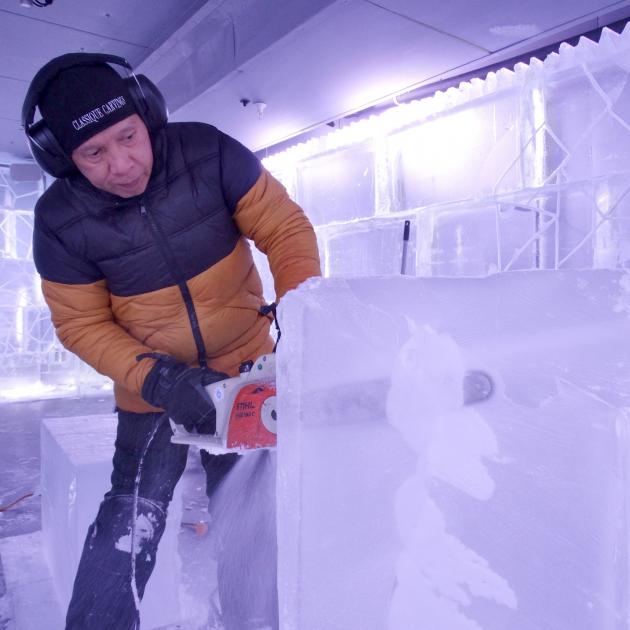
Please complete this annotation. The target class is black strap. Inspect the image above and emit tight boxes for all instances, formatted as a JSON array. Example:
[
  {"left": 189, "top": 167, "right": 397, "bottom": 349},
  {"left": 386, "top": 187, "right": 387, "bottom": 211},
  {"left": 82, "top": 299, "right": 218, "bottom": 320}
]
[
  {"left": 259, "top": 302, "right": 281, "bottom": 352},
  {"left": 136, "top": 351, "right": 172, "bottom": 363}
]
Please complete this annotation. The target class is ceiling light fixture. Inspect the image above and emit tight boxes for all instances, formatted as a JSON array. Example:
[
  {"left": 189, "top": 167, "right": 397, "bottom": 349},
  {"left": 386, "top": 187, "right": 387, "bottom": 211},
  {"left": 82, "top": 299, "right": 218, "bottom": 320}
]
[{"left": 21, "top": 0, "right": 54, "bottom": 7}]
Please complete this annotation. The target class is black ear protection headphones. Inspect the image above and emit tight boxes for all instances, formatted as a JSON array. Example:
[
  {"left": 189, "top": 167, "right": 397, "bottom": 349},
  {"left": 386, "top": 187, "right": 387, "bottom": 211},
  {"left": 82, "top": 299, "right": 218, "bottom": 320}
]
[{"left": 21, "top": 52, "right": 168, "bottom": 179}]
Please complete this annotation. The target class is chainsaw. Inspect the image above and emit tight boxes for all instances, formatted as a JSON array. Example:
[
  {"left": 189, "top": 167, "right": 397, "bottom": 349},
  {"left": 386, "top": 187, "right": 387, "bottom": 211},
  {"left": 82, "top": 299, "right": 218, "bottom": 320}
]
[
  {"left": 169, "top": 349, "right": 494, "bottom": 453},
  {"left": 170, "top": 353, "right": 278, "bottom": 453}
]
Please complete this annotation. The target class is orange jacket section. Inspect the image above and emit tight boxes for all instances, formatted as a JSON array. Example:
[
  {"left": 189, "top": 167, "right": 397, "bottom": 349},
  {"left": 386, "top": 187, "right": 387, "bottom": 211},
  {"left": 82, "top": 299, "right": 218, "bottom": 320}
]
[
  {"left": 234, "top": 169, "right": 321, "bottom": 300},
  {"left": 41, "top": 170, "right": 321, "bottom": 413},
  {"left": 42, "top": 278, "right": 159, "bottom": 410}
]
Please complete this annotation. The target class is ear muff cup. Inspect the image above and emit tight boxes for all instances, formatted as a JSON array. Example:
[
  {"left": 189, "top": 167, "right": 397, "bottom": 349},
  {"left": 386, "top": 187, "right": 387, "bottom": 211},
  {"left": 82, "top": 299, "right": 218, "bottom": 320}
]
[
  {"left": 125, "top": 74, "right": 168, "bottom": 134},
  {"left": 26, "top": 117, "right": 76, "bottom": 179},
  {"left": 22, "top": 53, "right": 168, "bottom": 179}
]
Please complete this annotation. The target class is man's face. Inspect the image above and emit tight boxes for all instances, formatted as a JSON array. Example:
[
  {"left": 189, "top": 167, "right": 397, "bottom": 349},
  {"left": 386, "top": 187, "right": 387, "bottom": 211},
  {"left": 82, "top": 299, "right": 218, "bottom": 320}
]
[{"left": 71, "top": 114, "right": 153, "bottom": 198}]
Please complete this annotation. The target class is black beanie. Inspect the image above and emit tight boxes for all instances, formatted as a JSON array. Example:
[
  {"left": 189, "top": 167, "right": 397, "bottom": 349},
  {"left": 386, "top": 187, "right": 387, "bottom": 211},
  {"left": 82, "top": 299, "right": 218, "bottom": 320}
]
[{"left": 39, "top": 64, "right": 137, "bottom": 153}]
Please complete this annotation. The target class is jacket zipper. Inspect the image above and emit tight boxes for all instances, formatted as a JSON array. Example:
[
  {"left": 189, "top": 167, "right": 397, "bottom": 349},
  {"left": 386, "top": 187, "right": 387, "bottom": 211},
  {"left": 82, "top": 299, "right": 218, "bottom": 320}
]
[{"left": 139, "top": 201, "right": 209, "bottom": 368}]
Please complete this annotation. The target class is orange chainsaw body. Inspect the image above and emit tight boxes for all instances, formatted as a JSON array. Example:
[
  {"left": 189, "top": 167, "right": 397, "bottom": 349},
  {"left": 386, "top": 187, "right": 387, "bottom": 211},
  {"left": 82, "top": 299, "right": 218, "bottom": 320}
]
[
  {"left": 226, "top": 382, "right": 277, "bottom": 449},
  {"left": 170, "top": 353, "right": 277, "bottom": 453}
]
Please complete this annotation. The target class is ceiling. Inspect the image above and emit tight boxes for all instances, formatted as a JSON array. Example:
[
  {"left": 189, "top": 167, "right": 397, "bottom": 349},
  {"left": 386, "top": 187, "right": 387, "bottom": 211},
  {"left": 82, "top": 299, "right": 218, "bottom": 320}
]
[{"left": 2, "top": 0, "right": 630, "bottom": 164}]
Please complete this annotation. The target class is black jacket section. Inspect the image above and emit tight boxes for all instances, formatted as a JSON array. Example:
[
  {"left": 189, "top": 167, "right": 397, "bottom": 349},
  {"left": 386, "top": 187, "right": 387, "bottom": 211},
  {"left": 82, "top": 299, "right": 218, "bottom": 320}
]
[{"left": 33, "top": 122, "right": 262, "bottom": 296}]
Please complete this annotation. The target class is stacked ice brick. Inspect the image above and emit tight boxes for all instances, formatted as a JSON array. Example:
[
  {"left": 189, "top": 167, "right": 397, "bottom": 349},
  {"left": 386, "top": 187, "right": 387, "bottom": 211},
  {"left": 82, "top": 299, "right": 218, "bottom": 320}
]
[{"left": 261, "top": 25, "right": 630, "bottom": 291}]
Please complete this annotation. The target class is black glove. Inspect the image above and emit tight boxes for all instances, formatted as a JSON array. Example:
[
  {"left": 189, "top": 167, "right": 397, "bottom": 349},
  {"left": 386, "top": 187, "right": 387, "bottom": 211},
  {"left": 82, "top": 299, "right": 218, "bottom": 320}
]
[{"left": 139, "top": 353, "right": 228, "bottom": 434}]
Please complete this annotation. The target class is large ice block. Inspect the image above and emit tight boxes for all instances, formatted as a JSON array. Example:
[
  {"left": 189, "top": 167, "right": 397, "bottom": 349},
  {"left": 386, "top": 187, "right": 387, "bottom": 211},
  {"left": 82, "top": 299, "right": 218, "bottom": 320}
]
[
  {"left": 41, "top": 414, "right": 183, "bottom": 629},
  {"left": 277, "top": 271, "right": 630, "bottom": 630},
  {"left": 416, "top": 202, "right": 536, "bottom": 276},
  {"left": 321, "top": 216, "right": 416, "bottom": 277}
]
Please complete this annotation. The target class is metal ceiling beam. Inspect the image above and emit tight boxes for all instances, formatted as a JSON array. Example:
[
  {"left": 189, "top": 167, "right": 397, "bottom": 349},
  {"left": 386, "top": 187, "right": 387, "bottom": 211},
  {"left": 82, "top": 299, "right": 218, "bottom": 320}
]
[{"left": 137, "top": 0, "right": 337, "bottom": 113}]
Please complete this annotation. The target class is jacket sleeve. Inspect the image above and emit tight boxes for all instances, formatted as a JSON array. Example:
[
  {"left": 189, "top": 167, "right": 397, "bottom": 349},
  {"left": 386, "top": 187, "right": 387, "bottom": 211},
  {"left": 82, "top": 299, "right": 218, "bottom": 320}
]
[
  {"left": 232, "top": 169, "right": 322, "bottom": 299},
  {"left": 41, "top": 279, "right": 156, "bottom": 393}
]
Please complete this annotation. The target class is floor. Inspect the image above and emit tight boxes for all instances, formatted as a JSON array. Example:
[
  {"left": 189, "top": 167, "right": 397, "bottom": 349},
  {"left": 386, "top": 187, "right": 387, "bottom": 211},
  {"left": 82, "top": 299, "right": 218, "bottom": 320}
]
[
  {"left": 0, "top": 395, "right": 117, "bottom": 539},
  {"left": 0, "top": 395, "right": 220, "bottom": 630}
]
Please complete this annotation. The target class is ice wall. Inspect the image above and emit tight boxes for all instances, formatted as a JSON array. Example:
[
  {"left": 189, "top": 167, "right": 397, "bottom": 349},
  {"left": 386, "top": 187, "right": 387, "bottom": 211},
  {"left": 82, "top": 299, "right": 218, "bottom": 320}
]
[
  {"left": 0, "top": 166, "right": 111, "bottom": 401},
  {"left": 262, "top": 25, "right": 630, "bottom": 289},
  {"left": 276, "top": 270, "right": 630, "bottom": 630}
]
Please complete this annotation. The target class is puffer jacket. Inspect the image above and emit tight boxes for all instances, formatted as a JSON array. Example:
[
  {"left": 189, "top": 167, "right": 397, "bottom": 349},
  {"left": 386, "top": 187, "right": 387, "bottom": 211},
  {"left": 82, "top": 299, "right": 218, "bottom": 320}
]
[{"left": 33, "top": 122, "right": 321, "bottom": 412}]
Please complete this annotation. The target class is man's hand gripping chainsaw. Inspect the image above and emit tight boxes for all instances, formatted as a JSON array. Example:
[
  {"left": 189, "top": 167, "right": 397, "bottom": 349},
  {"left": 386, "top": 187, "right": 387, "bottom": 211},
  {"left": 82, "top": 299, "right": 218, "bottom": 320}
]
[{"left": 169, "top": 353, "right": 277, "bottom": 453}]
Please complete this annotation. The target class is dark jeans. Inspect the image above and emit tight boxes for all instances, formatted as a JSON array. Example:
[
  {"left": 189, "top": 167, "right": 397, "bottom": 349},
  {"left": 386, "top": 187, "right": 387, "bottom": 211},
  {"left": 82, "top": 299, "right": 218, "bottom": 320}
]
[{"left": 64, "top": 409, "right": 253, "bottom": 630}]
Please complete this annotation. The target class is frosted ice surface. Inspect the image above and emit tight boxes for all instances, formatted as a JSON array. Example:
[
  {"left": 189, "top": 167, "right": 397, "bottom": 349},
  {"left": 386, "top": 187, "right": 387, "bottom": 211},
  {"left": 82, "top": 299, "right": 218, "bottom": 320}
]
[
  {"left": 40, "top": 415, "right": 183, "bottom": 629},
  {"left": 296, "top": 143, "right": 375, "bottom": 225},
  {"left": 277, "top": 270, "right": 630, "bottom": 630},
  {"left": 387, "top": 96, "right": 521, "bottom": 209},
  {"left": 386, "top": 327, "right": 515, "bottom": 630}
]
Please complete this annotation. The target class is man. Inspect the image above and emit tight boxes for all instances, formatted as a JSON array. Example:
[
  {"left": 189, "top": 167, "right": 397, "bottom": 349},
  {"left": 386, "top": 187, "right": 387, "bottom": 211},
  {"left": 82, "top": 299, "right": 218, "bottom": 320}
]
[{"left": 24, "top": 53, "right": 321, "bottom": 629}]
